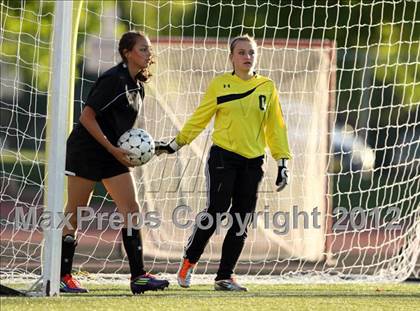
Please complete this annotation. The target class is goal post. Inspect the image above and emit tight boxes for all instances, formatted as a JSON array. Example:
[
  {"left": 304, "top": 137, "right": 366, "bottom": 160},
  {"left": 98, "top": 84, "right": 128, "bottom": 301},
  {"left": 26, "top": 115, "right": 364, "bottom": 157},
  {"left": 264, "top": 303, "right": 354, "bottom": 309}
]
[
  {"left": 1, "top": 0, "right": 419, "bottom": 294},
  {"left": 42, "top": 0, "right": 83, "bottom": 296}
]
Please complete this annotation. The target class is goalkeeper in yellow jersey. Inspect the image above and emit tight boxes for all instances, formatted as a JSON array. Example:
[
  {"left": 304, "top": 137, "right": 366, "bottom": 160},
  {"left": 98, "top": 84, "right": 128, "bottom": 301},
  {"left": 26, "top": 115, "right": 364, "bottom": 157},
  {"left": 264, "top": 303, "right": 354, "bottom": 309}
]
[{"left": 155, "top": 34, "right": 291, "bottom": 291}]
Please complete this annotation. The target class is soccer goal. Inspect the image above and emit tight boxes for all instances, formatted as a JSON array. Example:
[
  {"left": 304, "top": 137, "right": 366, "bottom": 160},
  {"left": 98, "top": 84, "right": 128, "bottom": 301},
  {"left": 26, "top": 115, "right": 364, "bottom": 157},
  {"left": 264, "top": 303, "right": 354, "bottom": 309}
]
[{"left": 1, "top": 0, "right": 419, "bottom": 296}]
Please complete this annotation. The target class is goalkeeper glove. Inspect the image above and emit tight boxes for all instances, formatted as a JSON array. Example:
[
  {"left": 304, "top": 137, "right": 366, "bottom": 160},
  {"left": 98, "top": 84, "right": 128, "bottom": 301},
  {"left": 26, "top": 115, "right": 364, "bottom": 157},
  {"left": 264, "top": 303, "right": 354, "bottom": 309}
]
[
  {"left": 155, "top": 138, "right": 181, "bottom": 156},
  {"left": 275, "top": 159, "right": 289, "bottom": 192}
]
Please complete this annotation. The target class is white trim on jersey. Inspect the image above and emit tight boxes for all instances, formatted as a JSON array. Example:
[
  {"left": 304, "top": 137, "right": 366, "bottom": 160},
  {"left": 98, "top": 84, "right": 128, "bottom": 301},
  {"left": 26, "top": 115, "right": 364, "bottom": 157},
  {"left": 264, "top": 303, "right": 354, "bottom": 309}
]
[{"left": 99, "top": 86, "right": 141, "bottom": 112}]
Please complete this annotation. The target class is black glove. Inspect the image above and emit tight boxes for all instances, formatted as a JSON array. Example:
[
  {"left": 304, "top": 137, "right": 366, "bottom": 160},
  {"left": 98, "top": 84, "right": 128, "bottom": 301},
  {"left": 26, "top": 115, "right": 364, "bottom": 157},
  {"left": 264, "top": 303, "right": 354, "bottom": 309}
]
[
  {"left": 275, "top": 159, "right": 289, "bottom": 192},
  {"left": 155, "top": 138, "right": 181, "bottom": 156}
]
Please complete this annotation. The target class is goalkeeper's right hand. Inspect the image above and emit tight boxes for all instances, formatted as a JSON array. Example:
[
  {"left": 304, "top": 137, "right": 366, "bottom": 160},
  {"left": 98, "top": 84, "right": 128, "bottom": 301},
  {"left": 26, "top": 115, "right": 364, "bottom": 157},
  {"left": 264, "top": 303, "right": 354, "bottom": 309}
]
[
  {"left": 275, "top": 158, "right": 289, "bottom": 192},
  {"left": 155, "top": 138, "right": 181, "bottom": 156}
]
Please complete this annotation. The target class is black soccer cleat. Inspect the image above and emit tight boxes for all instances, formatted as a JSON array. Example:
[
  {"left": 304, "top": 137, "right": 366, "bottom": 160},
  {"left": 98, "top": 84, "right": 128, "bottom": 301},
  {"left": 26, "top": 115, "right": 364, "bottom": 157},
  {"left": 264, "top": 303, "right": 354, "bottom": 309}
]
[{"left": 130, "top": 273, "right": 169, "bottom": 294}]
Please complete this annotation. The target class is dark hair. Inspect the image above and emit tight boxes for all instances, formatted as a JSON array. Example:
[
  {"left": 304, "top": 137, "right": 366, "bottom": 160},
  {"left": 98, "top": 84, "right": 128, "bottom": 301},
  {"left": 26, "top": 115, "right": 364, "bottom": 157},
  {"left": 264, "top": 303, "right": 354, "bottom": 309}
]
[
  {"left": 229, "top": 34, "right": 257, "bottom": 54},
  {"left": 118, "top": 31, "right": 154, "bottom": 82}
]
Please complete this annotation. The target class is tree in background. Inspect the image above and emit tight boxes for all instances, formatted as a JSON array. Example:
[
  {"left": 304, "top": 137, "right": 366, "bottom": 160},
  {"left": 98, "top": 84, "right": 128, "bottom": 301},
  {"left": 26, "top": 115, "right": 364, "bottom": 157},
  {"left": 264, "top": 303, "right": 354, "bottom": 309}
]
[{"left": 2, "top": 0, "right": 418, "bottom": 110}]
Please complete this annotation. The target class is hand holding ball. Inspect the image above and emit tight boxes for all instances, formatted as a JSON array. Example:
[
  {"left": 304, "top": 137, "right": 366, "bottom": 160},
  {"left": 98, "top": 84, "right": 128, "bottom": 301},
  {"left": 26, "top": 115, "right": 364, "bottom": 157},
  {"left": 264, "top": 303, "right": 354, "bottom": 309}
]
[{"left": 117, "top": 128, "right": 155, "bottom": 166}]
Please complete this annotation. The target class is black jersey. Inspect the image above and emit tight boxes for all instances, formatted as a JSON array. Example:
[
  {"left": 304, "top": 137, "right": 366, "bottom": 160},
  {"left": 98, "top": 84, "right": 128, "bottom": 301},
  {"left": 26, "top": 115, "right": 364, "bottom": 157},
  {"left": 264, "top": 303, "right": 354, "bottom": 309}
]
[{"left": 67, "top": 62, "right": 144, "bottom": 156}]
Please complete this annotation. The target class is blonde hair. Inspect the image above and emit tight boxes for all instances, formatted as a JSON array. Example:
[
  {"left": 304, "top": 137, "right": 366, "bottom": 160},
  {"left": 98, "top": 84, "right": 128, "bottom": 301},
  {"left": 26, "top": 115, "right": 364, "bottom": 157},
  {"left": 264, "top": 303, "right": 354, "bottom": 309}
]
[{"left": 229, "top": 34, "right": 257, "bottom": 54}]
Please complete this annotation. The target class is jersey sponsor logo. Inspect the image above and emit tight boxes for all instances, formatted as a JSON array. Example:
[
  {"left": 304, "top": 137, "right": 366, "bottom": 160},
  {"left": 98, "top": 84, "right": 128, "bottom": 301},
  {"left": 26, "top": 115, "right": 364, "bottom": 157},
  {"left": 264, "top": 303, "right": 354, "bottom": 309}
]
[
  {"left": 217, "top": 87, "right": 257, "bottom": 105},
  {"left": 259, "top": 95, "right": 267, "bottom": 111}
]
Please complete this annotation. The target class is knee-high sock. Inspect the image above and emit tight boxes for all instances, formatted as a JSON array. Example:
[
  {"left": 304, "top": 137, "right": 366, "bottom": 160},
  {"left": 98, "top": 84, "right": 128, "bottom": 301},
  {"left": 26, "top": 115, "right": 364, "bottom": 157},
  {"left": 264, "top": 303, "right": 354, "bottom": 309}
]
[
  {"left": 61, "top": 234, "right": 77, "bottom": 276},
  {"left": 122, "top": 228, "right": 146, "bottom": 279}
]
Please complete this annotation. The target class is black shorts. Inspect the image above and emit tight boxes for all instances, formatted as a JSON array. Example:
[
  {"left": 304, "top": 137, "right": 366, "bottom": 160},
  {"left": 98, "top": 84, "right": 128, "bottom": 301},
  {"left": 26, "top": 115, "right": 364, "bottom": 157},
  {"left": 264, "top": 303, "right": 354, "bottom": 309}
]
[{"left": 65, "top": 133, "right": 129, "bottom": 182}]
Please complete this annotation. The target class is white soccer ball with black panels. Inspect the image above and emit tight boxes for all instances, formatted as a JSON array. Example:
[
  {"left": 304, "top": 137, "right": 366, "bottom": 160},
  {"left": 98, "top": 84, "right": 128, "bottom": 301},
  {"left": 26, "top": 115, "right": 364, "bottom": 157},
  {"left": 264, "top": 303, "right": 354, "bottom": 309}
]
[{"left": 117, "top": 128, "right": 155, "bottom": 166}]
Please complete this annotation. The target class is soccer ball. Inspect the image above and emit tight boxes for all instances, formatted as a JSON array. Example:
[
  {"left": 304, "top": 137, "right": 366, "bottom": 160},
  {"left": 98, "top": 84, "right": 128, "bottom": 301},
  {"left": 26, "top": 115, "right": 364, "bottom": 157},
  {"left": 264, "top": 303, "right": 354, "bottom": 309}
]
[{"left": 117, "top": 128, "right": 155, "bottom": 166}]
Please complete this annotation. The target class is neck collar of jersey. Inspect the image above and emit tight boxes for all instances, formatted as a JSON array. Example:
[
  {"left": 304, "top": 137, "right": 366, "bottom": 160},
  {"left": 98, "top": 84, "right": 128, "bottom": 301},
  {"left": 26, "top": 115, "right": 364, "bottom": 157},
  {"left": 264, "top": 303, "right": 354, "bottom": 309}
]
[
  {"left": 231, "top": 70, "right": 256, "bottom": 76},
  {"left": 231, "top": 71, "right": 257, "bottom": 82}
]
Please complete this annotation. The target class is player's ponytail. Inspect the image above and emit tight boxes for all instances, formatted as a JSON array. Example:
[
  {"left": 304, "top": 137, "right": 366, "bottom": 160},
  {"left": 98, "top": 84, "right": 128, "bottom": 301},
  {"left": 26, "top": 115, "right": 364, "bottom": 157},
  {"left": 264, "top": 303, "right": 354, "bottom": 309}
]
[{"left": 118, "top": 31, "right": 154, "bottom": 82}]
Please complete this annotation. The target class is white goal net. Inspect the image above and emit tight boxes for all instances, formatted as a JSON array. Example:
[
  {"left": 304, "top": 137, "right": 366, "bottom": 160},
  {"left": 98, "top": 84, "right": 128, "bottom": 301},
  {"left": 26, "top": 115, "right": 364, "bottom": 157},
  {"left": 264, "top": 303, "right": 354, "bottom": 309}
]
[{"left": 1, "top": 0, "right": 419, "bottom": 286}]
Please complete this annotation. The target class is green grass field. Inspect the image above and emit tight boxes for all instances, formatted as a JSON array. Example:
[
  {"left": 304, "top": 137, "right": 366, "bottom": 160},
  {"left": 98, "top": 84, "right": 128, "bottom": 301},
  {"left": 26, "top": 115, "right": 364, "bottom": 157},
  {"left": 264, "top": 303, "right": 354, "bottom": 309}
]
[{"left": 1, "top": 283, "right": 420, "bottom": 311}]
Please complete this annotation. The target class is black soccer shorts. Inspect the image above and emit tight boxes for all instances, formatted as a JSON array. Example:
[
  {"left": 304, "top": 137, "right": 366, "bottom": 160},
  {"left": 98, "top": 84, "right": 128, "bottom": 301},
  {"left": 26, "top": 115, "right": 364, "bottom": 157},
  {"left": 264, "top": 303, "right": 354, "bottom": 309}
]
[{"left": 65, "top": 141, "right": 129, "bottom": 182}]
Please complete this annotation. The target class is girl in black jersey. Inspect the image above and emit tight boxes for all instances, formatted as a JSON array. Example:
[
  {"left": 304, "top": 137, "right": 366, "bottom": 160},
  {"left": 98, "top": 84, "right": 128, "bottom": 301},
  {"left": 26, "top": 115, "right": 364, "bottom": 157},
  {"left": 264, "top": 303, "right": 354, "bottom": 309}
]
[{"left": 61, "top": 31, "right": 169, "bottom": 294}]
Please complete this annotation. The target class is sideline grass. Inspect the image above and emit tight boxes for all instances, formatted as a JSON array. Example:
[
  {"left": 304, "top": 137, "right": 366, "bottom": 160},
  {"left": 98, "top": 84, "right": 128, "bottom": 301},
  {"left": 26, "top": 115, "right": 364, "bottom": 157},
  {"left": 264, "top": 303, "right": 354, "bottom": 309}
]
[{"left": 1, "top": 283, "right": 420, "bottom": 311}]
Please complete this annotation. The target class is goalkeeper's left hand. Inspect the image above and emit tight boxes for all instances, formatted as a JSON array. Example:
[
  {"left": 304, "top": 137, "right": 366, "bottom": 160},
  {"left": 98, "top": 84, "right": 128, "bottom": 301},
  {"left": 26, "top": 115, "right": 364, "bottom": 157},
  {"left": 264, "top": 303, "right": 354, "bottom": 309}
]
[
  {"left": 155, "top": 138, "right": 181, "bottom": 156},
  {"left": 275, "top": 159, "right": 289, "bottom": 192}
]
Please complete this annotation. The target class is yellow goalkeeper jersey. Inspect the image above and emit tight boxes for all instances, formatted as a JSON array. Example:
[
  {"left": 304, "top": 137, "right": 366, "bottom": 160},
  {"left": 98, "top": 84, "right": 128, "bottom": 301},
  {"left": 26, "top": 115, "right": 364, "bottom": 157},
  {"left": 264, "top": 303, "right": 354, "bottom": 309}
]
[{"left": 175, "top": 72, "right": 291, "bottom": 160}]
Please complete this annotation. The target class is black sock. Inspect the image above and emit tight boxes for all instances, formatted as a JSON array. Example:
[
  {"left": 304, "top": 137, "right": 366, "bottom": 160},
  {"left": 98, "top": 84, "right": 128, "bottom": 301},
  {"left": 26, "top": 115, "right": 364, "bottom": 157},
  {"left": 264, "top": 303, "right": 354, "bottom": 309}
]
[
  {"left": 61, "top": 234, "right": 77, "bottom": 277},
  {"left": 121, "top": 228, "right": 146, "bottom": 279}
]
